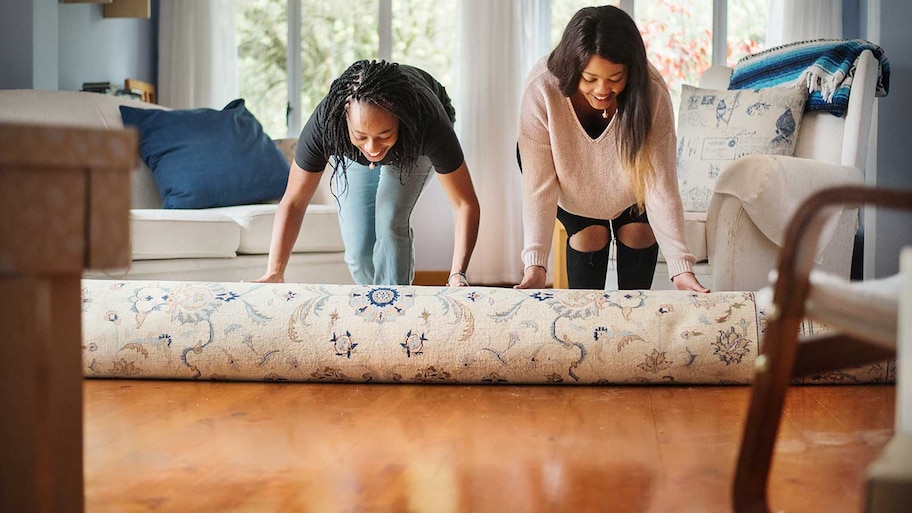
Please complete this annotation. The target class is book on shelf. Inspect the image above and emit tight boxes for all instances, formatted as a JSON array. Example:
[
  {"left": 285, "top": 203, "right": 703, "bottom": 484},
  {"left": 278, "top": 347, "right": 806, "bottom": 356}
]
[
  {"left": 80, "top": 82, "right": 144, "bottom": 100},
  {"left": 113, "top": 89, "right": 143, "bottom": 100},
  {"left": 81, "top": 81, "right": 114, "bottom": 93}
]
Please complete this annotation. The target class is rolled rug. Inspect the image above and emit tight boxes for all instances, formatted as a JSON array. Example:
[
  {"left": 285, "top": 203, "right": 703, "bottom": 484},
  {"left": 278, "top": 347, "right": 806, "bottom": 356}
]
[{"left": 80, "top": 280, "right": 892, "bottom": 385}]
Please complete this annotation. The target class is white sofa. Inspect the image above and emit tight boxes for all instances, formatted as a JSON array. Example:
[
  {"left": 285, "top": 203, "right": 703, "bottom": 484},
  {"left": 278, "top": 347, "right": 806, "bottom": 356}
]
[{"left": 0, "top": 89, "right": 352, "bottom": 284}]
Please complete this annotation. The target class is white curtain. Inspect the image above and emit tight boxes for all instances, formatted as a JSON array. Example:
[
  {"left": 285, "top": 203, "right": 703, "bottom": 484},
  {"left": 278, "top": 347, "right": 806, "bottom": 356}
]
[
  {"left": 767, "top": 0, "right": 843, "bottom": 47},
  {"left": 158, "top": 0, "right": 238, "bottom": 109},
  {"left": 454, "top": 0, "right": 547, "bottom": 285}
]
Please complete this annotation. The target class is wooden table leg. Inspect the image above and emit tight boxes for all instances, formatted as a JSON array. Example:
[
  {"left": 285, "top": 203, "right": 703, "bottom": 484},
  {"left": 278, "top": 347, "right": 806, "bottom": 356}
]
[
  {"left": 0, "top": 123, "right": 136, "bottom": 513},
  {"left": 0, "top": 276, "right": 84, "bottom": 513}
]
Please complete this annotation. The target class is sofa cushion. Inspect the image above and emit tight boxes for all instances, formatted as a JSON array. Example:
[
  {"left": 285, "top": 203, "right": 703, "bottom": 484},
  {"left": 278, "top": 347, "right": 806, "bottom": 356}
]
[
  {"left": 131, "top": 210, "right": 240, "bottom": 260},
  {"left": 120, "top": 99, "right": 290, "bottom": 209},
  {"left": 676, "top": 85, "right": 807, "bottom": 212},
  {"left": 208, "top": 204, "right": 345, "bottom": 254}
]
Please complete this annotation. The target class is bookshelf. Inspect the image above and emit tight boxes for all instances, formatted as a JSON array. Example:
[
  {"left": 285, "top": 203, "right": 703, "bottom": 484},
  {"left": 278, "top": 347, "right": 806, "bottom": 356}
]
[{"left": 103, "top": 0, "right": 151, "bottom": 18}]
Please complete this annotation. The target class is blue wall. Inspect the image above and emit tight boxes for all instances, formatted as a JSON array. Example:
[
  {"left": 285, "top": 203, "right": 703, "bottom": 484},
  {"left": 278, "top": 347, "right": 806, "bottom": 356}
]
[
  {"left": 0, "top": 0, "right": 33, "bottom": 88},
  {"left": 868, "top": 0, "right": 912, "bottom": 277},
  {"left": 58, "top": 0, "right": 157, "bottom": 91},
  {"left": 0, "top": 0, "right": 157, "bottom": 91},
  {"left": 843, "top": 0, "right": 860, "bottom": 39}
]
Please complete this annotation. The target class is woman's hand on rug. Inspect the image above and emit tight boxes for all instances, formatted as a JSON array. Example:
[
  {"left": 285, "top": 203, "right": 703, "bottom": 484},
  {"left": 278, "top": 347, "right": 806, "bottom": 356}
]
[
  {"left": 447, "top": 272, "right": 469, "bottom": 287},
  {"left": 514, "top": 265, "right": 547, "bottom": 289},
  {"left": 248, "top": 272, "right": 285, "bottom": 284},
  {"left": 672, "top": 272, "right": 710, "bottom": 293}
]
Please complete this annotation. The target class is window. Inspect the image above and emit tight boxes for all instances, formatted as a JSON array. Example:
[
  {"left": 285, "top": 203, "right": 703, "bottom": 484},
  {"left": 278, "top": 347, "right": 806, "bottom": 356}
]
[
  {"left": 237, "top": 0, "right": 455, "bottom": 139},
  {"left": 391, "top": 0, "right": 456, "bottom": 93},
  {"left": 236, "top": 0, "right": 289, "bottom": 138},
  {"left": 295, "top": 1, "right": 379, "bottom": 133},
  {"left": 550, "top": 1, "right": 621, "bottom": 48},
  {"left": 727, "top": 0, "right": 768, "bottom": 66},
  {"left": 636, "top": 0, "right": 714, "bottom": 109}
]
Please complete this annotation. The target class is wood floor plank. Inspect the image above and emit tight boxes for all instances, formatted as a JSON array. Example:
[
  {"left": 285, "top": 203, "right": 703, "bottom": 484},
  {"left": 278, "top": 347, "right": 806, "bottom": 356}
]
[
  {"left": 650, "top": 386, "right": 750, "bottom": 513},
  {"left": 771, "top": 385, "right": 896, "bottom": 513},
  {"left": 546, "top": 387, "right": 664, "bottom": 513},
  {"left": 83, "top": 381, "right": 895, "bottom": 513}
]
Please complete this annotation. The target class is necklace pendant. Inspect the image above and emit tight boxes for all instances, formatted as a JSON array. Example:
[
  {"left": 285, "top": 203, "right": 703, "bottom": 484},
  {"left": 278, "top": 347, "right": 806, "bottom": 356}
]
[
  {"left": 602, "top": 110, "right": 609, "bottom": 119},
  {"left": 369, "top": 162, "right": 376, "bottom": 170}
]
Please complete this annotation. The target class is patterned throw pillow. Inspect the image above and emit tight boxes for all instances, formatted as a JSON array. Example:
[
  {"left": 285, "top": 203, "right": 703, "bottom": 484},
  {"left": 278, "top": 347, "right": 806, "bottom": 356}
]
[{"left": 676, "top": 85, "right": 807, "bottom": 212}]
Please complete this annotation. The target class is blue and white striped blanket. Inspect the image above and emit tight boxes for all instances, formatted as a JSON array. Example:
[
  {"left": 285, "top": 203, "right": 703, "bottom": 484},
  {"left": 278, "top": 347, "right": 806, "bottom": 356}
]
[{"left": 729, "top": 39, "right": 890, "bottom": 117}]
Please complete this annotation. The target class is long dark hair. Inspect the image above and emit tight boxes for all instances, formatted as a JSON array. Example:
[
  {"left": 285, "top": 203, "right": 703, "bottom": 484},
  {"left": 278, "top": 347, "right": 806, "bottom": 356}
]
[
  {"left": 547, "top": 6, "right": 658, "bottom": 211},
  {"left": 322, "top": 60, "right": 432, "bottom": 184}
]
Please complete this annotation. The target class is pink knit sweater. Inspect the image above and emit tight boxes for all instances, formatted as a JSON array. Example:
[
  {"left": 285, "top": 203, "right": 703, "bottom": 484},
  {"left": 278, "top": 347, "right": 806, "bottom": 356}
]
[{"left": 518, "top": 58, "right": 696, "bottom": 280}]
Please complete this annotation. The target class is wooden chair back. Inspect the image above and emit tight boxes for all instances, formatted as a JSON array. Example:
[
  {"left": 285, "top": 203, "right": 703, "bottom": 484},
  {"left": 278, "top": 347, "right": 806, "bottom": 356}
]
[{"left": 125, "top": 78, "right": 156, "bottom": 104}]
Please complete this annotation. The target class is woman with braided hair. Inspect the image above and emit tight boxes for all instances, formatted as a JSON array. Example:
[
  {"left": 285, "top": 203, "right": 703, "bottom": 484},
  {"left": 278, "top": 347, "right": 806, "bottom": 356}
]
[
  {"left": 515, "top": 6, "right": 708, "bottom": 292},
  {"left": 254, "top": 60, "right": 480, "bottom": 287}
]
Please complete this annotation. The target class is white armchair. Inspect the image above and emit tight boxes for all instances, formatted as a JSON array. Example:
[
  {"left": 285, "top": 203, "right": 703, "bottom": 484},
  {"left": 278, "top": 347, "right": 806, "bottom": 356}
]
[
  {"left": 694, "top": 49, "right": 880, "bottom": 291},
  {"left": 553, "top": 50, "right": 880, "bottom": 291}
]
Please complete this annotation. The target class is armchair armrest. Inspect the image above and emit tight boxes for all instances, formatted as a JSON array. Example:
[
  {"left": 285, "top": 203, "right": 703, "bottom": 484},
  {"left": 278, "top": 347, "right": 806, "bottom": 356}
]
[
  {"left": 705, "top": 154, "right": 863, "bottom": 291},
  {"left": 707, "top": 154, "right": 863, "bottom": 258}
]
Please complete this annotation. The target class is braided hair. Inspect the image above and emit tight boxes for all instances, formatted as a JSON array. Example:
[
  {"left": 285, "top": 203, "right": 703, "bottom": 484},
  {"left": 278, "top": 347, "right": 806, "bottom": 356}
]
[{"left": 322, "top": 60, "right": 432, "bottom": 188}]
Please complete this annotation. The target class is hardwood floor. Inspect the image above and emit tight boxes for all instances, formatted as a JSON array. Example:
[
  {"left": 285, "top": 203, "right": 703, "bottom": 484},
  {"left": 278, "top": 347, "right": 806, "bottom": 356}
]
[{"left": 84, "top": 381, "right": 895, "bottom": 513}]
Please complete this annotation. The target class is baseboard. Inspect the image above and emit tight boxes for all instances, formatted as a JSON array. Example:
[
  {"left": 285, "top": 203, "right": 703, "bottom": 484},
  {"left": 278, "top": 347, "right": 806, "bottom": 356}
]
[
  {"left": 413, "top": 271, "right": 539, "bottom": 288},
  {"left": 417, "top": 264, "right": 713, "bottom": 290},
  {"left": 413, "top": 270, "right": 451, "bottom": 286}
]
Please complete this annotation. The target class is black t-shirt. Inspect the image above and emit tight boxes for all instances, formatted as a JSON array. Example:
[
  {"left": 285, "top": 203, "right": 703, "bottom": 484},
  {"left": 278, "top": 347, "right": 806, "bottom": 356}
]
[{"left": 294, "top": 65, "right": 464, "bottom": 174}]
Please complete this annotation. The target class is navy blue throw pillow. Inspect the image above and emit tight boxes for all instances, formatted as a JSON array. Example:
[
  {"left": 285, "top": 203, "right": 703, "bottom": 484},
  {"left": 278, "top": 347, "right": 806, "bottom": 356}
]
[{"left": 120, "top": 99, "right": 289, "bottom": 209}]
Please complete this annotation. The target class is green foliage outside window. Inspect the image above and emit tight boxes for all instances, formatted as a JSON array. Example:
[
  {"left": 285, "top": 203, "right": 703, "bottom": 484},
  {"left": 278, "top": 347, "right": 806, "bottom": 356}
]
[
  {"left": 237, "top": 0, "right": 288, "bottom": 138},
  {"left": 392, "top": 0, "right": 456, "bottom": 92}
]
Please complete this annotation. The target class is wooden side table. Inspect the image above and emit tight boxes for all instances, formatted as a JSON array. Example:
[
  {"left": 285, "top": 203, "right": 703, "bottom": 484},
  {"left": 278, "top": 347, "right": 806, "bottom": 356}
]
[
  {"left": 0, "top": 123, "right": 135, "bottom": 513},
  {"left": 552, "top": 221, "right": 568, "bottom": 289}
]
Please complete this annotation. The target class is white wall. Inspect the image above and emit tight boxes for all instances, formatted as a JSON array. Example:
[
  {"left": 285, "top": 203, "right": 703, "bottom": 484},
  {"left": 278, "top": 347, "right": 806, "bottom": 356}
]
[{"left": 412, "top": 177, "right": 455, "bottom": 271}]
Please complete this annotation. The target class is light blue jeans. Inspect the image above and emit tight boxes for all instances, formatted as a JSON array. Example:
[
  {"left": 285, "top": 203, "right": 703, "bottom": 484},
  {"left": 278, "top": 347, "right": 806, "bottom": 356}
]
[{"left": 334, "top": 157, "right": 434, "bottom": 285}]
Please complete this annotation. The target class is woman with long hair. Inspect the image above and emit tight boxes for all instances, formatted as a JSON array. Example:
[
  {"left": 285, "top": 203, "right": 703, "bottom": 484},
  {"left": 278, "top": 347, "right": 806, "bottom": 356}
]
[
  {"left": 515, "top": 6, "right": 708, "bottom": 292},
  {"left": 255, "top": 60, "right": 480, "bottom": 287}
]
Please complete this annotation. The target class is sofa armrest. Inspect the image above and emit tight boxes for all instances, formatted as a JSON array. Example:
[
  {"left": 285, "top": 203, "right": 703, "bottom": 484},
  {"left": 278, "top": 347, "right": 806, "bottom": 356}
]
[
  {"left": 274, "top": 137, "right": 297, "bottom": 164},
  {"left": 706, "top": 154, "right": 863, "bottom": 257},
  {"left": 274, "top": 137, "right": 335, "bottom": 206}
]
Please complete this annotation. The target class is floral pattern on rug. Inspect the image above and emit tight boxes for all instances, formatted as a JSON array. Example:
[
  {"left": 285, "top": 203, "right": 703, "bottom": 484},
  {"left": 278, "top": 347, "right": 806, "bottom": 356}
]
[{"left": 80, "top": 281, "right": 895, "bottom": 385}]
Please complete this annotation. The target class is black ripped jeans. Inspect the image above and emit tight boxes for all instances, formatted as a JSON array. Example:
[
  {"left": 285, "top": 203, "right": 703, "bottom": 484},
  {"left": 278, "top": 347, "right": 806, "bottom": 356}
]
[
  {"left": 557, "top": 206, "right": 658, "bottom": 290},
  {"left": 517, "top": 143, "right": 658, "bottom": 290}
]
